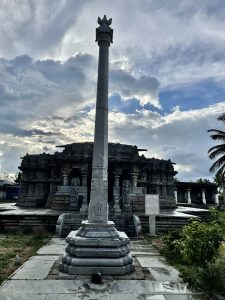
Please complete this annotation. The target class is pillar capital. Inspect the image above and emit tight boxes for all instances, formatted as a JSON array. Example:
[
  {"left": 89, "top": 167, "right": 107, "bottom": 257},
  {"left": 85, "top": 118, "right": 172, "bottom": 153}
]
[{"left": 96, "top": 15, "right": 113, "bottom": 46}]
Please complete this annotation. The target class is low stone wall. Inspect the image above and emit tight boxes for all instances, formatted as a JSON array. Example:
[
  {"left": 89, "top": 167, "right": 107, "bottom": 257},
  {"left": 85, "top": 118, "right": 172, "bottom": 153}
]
[{"left": 0, "top": 213, "right": 59, "bottom": 233}]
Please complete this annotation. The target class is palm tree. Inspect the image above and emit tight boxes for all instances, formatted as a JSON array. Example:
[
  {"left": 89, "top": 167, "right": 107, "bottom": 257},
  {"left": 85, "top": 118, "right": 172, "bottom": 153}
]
[{"left": 208, "top": 113, "right": 225, "bottom": 204}]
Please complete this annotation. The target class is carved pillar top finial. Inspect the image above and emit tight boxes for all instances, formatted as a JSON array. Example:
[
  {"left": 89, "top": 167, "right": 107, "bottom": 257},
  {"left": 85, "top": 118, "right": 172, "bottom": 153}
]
[{"left": 96, "top": 15, "right": 113, "bottom": 45}]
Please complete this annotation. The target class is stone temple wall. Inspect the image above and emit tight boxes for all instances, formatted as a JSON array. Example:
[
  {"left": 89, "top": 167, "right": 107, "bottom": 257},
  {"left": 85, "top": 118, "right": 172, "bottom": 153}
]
[{"left": 17, "top": 142, "right": 177, "bottom": 212}]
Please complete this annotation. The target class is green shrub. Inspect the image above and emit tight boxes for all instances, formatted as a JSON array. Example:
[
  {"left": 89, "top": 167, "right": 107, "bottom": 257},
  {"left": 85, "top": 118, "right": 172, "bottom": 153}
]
[
  {"left": 176, "top": 219, "right": 223, "bottom": 267},
  {"left": 162, "top": 229, "right": 183, "bottom": 262},
  {"left": 178, "top": 265, "right": 205, "bottom": 289},
  {"left": 178, "top": 259, "right": 225, "bottom": 296},
  {"left": 205, "top": 258, "right": 225, "bottom": 296},
  {"left": 161, "top": 209, "right": 225, "bottom": 297}
]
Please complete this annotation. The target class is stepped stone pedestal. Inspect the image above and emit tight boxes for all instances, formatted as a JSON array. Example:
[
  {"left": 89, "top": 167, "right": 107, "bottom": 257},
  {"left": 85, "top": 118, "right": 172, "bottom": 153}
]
[{"left": 60, "top": 220, "right": 134, "bottom": 275}]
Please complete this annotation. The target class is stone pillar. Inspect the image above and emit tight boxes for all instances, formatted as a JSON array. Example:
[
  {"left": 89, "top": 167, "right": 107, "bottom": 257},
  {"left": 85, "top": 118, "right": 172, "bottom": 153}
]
[
  {"left": 35, "top": 183, "right": 39, "bottom": 194},
  {"left": 60, "top": 16, "right": 134, "bottom": 276},
  {"left": 88, "top": 15, "right": 113, "bottom": 224},
  {"left": 80, "top": 171, "right": 88, "bottom": 214},
  {"left": 202, "top": 189, "right": 206, "bottom": 204},
  {"left": 162, "top": 185, "right": 167, "bottom": 196},
  {"left": 174, "top": 188, "right": 178, "bottom": 203},
  {"left": 131, "top": 172, "right": 138, "bottom": 187},
  {"left": 63, "top": 172, "right": 69, "bottom": 186},
  {"left": 215, "top": 193, "right": 219, "bottom": 205},
  {"left": 114, "top": 174, "right": 120, "bottom": 187},
  {"left": 156, "top": 185, "right": 160, "bottom": 195},
  {"left": 113, "top": 172, "right": 121, "bottom": 214},
  {"left": 81, "top": 173, "right": 88, "bottom": 186},
  {"left": 187, "top": 189, "right": 192, "bottom": 204}
]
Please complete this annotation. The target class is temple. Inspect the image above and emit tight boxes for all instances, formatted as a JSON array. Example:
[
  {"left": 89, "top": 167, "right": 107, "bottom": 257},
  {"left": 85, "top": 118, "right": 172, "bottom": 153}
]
[
  {"left": 16, "top": 13, "right": 219, "bottom": 234},
  {"left": 17, "top": 142, "right": 178, "bottom": 212}
]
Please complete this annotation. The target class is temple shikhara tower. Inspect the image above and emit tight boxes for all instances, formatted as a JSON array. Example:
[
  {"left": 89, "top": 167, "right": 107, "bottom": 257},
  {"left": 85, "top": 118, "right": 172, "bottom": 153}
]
[{"left": 59, "top": 16, "right": 134, "bottom": 275}]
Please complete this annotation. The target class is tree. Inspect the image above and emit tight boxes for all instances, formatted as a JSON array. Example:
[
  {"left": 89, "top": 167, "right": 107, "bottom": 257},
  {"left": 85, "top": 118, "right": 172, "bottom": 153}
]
[
  {"left": 173, "top": 177, "right": 180, "bottom": 182},
  {"left": 208, "top": 113, "right": 225, "bottom": 203},
  {"left": 196, "top": 178, "right": 211, "bottom": 183},
  {"left": 214, "top": 173, "right": 223, "bottom": 193},
  {"left": 14, "top": 172, "right": 22, "bottom": 184}
]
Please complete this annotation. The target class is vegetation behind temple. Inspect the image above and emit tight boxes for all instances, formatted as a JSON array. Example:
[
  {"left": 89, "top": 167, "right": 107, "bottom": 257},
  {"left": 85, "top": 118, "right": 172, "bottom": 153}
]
[{"left": 161, "top": 209, "right": 225, "bottom": 297}]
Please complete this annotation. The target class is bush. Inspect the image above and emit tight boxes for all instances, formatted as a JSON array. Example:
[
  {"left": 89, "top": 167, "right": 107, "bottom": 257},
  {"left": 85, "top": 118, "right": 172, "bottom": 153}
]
[
  {"left": 205, "top": 258, "right": 225, "bottom": 296},
  {"left": 163, "top": 211, "right": 224, "bottom": 267},
  {"left": 178, "top": 259, "right": 225, "bottom": 296},
  {"left": 162, "top": 229, "right": 183, "bottom": 263},
  {"left": 175, "top": 219, "right": 223, "bottom": 267},
  {"left": 161, "top": 209, "right": 225, "bottom": 297},
  {"left": 178, "top": 265, "right": 205, "bottom": 289}
]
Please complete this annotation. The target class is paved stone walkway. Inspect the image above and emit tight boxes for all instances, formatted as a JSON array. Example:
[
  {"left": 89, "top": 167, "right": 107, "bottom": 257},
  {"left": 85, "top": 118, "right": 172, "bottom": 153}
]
[{"left": 0, "top": 236, "right": 208, "bottom": 299}]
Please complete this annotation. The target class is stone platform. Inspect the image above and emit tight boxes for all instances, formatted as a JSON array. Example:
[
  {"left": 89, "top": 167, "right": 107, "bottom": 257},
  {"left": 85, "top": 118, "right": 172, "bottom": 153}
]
[
  {"left": 0, "top": 203, "right": 211, "bottom": 235},
  {"left": 60, "top": 220, "right": 134, "bottom": 275},
  {"left": 0, "top": 236, "right": 208, "bottom": 299}
]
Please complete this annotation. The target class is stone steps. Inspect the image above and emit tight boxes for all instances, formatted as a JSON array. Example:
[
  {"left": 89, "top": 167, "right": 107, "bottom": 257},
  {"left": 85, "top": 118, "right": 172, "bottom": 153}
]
[
  {"left": 132, "top": 196, "right": 145, "bottom": 212},
  {"left": 132, "top": 196, "right": 177, "bottom": 213},
  {"left": 0, "top": 214, "right": 58, "bottom": 233},
  {"left": 139, "top": 215, "right": 192, "bottom": 234},
  {"left": 159, "top": 196, "right": 176, "bottom": 208}
]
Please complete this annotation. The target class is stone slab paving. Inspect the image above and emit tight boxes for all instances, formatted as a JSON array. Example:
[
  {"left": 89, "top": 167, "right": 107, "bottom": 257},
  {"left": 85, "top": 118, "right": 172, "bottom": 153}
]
[
  {"left": 130, "top": 243, "right": 160, "bottom": 256},
  {"left": 0, "top": 237, "right": 208, "bottom": 299},
  {"left": 37, "top": 238, "right": 67, "bottom": 255},
  {"left": 137, "top": 256, "right": 170, "bottom": 268},
  {"left": 148, "top": 267, "right": 181, "bottom": 282},
  {"left": 11, "top": 255, "right": 57, "bottom": 280}
]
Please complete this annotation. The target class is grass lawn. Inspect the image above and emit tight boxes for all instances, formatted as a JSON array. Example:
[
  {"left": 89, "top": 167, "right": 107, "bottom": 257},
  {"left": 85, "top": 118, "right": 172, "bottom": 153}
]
[{"left": 0, "top": 232, "right": 52, "bottom": 284}]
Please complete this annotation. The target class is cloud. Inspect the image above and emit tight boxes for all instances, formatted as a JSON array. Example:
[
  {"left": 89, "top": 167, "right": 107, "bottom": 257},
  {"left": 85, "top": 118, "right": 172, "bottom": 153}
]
[
  {"left": 22, "top": 101, "right": 224, "bottom": 181},
  {"left": 0, "top": 0, "right": 86, "bottom": 58},
  {"left": 107, "top": 102, "right": 225, "bottom": 181},
  {"left": 109, "top": 69, "right": 160, "bottom": 107},
  {"left": 0, "top": 143, "right": 27, "bottom": 176},
  {"left": 0, "top": 53, "right": 97, "bottom": 136},
  {"left": 0, "top": 0, "right": 225, "bottom": 182}
]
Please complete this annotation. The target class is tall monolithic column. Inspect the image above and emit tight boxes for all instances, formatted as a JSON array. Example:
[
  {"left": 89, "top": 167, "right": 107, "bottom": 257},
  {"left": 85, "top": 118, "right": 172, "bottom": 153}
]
[
  {"left": 88, "top": 16, "right": 113, "bottom": 224},
  {"left": 60, "top": 16, "right": 134, "bottom": 275}
]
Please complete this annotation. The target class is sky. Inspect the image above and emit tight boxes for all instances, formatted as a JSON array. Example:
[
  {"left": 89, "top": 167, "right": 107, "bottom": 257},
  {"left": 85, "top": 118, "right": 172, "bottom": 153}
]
[{"left": 0, "top": 0, "right": 225, "bottom": 181}]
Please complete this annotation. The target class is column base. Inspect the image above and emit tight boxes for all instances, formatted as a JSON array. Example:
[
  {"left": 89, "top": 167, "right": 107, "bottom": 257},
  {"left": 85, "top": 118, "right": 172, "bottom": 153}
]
[{"left": 59, "top": 220, "right": 134, "bottom": 275}]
